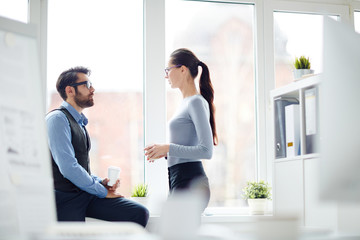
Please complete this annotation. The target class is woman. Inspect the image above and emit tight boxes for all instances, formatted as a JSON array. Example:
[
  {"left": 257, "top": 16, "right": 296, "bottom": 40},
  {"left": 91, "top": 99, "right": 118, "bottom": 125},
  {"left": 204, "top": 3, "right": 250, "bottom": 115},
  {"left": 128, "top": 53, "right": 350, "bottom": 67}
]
[{"left": 144, "top": 48, "right": 217, "bottom": 211}]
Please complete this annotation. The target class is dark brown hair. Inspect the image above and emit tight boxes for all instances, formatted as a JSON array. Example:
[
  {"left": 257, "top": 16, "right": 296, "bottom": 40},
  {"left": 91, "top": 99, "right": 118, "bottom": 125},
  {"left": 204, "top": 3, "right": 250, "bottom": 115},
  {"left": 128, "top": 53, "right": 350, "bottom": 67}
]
[
  {"left": 170, "top": 48, "right": 218, "bottom": 145},
  {"left": 56, "top": 66, "right": 91, "bottom": 100}
]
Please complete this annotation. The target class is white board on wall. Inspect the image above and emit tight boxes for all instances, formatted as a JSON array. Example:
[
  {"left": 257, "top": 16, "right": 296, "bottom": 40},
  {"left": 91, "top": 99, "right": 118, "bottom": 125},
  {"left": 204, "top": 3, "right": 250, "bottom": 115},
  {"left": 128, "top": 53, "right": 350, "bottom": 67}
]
[{"left": 0, "top": 16, "right": 56, "bottom": 239}]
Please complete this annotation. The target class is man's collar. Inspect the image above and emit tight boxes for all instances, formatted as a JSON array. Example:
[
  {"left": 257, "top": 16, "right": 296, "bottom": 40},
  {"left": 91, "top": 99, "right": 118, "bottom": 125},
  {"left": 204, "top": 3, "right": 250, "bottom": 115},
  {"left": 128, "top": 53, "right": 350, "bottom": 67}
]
[{"left": 61, "top": 101, "right": 88, "bottom": 126}]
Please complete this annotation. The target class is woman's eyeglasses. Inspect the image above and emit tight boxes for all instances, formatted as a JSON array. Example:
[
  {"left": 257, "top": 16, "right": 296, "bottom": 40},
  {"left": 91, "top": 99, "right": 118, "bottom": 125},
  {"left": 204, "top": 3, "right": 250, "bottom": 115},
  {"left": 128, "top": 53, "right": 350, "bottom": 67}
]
[
  {"left": 164, "top": 64, "right": 182, "bottom": 76},
  {"left": 70, "top": 81, "right": 92, "bottom": 89}
]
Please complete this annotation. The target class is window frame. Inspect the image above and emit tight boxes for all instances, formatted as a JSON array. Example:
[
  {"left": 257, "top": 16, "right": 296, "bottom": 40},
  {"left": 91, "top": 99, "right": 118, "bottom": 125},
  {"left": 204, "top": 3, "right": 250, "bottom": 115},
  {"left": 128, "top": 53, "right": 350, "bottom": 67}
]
[
  {"left": 29, "top": 0, "right": 48, "bottom": 114},
  {"left": 144, "top": 0, "right": 263, "bottom": 204},
  {"left": 143, "top": 0, "right": 169, "bottom": 200},
  {"left": 33, "top": 0, "right": 352, "bottom": 212},
  {"left": 144, "top": 0, "right": 266, "bottom": 205}
]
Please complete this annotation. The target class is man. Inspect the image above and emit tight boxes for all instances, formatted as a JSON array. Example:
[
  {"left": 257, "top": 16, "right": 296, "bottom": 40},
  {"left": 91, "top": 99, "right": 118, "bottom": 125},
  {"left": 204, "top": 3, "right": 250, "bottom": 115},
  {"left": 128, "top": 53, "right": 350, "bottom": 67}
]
[{"left": 46, "top": 66, "right": 148, "bottom": 226}]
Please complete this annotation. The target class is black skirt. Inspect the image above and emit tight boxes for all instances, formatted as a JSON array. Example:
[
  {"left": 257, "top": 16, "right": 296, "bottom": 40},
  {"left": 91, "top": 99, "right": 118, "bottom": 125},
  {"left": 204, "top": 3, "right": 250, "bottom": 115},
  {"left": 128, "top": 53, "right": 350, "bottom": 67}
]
[{"left": 168, "top": 161, "right": 210, "bottom": 210}]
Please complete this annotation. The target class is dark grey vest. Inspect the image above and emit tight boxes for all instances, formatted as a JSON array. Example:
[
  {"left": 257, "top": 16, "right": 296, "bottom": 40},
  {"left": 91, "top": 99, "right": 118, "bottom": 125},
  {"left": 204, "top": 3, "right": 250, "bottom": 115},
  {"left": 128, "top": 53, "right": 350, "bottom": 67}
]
[{"left": 51, "top": 107, "right": 91, "bottom": 192}]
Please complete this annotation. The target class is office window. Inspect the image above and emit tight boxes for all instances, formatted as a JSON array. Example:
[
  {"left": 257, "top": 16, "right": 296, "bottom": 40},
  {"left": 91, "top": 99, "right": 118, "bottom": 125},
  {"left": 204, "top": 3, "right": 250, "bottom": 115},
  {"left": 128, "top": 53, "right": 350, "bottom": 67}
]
[
  {"left": 355, "top": 11, "right": 360, "bottom": 33},
  {"left": 166, "top": 1, "right": 256, "bottom": 207},
  {"left": 274, "top": 12, "right": 338, "bottom": 88},
  {"left": 47, "top": 0, "right": 144, "bottom": 196},
  {"left": 0, "top": 0, "right": 28, "bottom": 23}
]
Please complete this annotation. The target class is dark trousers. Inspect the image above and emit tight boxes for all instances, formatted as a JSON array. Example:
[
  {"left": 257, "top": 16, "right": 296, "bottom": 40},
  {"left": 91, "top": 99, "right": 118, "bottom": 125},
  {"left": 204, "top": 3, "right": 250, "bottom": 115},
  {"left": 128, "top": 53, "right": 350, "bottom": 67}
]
[
  {"left": 54, "top": 190, "right": 149, "bottom": 227},
  {"left": 168, "top": 161, "right": 210, "bottom": 211}
]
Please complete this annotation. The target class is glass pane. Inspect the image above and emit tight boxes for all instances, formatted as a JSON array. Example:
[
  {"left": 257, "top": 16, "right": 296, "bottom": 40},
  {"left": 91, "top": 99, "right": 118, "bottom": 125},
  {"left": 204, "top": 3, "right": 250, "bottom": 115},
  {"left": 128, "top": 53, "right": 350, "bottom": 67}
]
[
  {"left": 166, "top": 0, "right": 256, "bottom": 207},
  {"left": 0, "top": 0, "right": 28, "bottom": 23},
  {"left": 274, "top": 12, "right": 338, "bottom": 88},
  {"left": 355, "top": 11, "right": 360, "bottom": 34},
  {"left": 47, "top": 0, "right": 144, "bottom": 196}
]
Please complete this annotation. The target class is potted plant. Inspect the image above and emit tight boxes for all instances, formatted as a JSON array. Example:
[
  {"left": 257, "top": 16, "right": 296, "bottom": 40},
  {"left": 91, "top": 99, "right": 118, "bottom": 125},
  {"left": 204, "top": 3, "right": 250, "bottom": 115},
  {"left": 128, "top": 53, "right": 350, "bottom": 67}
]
[
  {"left": 130, "top": 183, "right": 148, "bottom": 206},
  {"left": 293, "top": 56, "right": 314, "bottom": 80},
  {"left": 242, "top": 180, "right": 271, "bottom": 215}
]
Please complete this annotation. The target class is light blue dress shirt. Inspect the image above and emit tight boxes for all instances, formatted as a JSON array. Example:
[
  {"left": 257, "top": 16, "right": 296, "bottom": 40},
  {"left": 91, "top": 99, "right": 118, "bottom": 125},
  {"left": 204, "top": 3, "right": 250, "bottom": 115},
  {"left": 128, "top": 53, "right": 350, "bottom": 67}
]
[{"left": 46, "top": 101, "right": 107, "bottom": 198}]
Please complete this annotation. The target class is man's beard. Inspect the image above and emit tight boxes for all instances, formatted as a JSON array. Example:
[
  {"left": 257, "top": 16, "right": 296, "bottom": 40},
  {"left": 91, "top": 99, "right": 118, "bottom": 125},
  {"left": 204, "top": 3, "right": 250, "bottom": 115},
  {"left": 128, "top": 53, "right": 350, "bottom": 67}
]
[{"left": 74, "top": 92, "right": 94, "bottom": 108}]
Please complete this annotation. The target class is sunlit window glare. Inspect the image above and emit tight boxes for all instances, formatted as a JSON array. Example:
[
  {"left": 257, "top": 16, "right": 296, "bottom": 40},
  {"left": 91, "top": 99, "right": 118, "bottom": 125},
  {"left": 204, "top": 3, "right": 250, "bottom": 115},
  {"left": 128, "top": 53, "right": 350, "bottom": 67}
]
[
  {"left": 47, "top": 0, "right": 144, "bottom": 196},
  {"left": 355, "top": 11, "right": 360, "bottom": 33},
  {"left": 0, "top": 0, "right": 28, "bottom": 23}
]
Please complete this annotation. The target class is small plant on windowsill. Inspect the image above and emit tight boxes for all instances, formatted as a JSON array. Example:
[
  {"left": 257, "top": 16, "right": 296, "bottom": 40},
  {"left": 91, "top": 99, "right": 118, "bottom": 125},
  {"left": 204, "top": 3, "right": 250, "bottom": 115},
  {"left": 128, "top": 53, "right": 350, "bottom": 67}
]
[
  {"left": 293, "top": 56, "right": 314, "bottom": 80},
  {"left": 130, "top": 183, "right": 148, "bottom": 206},
  {"left": 131, "top": 183, "right": 148, "bottom": 197},
  {"left": 242, "top": 180, "right": 271, "bottom": 215}
]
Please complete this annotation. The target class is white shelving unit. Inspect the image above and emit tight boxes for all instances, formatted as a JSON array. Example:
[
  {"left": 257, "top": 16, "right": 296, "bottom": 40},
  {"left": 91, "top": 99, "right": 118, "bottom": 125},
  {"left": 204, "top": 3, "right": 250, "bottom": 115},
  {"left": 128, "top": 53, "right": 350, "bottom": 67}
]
[{"left": 270, "top": 75, "right": 337, "bottom": 228}]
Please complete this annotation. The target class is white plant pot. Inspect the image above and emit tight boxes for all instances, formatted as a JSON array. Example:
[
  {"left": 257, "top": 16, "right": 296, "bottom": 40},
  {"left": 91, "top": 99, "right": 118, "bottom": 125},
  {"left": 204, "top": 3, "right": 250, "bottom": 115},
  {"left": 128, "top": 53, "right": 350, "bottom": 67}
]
[
  {"left": 248, "top": 199, "right": 267, "bottom": 215},
  {"left": 293, "top": 69, "right": 314, "bottom": 80},
  {"left": 130, "top": 197, "right": 148, "bottom": 207}
]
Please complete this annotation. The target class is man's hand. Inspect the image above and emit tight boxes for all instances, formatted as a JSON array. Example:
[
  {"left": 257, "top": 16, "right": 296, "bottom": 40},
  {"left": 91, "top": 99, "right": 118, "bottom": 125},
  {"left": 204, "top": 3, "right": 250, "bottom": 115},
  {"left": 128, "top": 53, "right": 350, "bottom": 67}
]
[
  {"left": 102, "top": 178, "right": 120, "bottom": 191},
  {"left": 106, "top": 191, "right": 124, "bottom": 198},
  {"left": 101, "top": 178, "right": 124, "bottom": 198}
]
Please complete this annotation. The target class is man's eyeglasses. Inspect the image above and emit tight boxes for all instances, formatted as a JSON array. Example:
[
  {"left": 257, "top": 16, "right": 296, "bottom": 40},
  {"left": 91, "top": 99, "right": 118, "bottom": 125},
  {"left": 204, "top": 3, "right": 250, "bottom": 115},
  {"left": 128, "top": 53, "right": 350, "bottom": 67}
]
[
  {"left": 69, "top": 81, "right": 92, "bottom": 89},
  {"left": 164, "top": 64, "right": 182, "bottom": 76}
]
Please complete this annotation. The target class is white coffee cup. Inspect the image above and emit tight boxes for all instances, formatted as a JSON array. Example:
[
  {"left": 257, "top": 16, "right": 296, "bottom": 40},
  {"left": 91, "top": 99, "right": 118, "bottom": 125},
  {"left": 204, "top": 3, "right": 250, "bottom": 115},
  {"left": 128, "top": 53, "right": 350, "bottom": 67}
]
[{"left": 107, "top": 166, "right": 121, "bottom": 186}]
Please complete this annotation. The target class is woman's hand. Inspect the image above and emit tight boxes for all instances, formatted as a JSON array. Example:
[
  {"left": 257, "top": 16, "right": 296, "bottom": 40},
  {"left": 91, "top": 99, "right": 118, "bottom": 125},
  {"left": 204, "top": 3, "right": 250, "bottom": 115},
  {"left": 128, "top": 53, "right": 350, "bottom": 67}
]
[{"left": 144, "top": 144, "right": 169, "bottom": 162}]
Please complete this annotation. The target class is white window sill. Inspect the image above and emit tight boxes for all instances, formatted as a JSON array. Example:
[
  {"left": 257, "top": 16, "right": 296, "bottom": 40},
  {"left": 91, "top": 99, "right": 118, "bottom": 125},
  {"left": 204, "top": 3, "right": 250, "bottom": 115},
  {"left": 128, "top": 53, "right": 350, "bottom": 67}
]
[
  {"left": 201, "top": 214, "right": 273, "bottom": 223},
  {"left": 149, "top": 207, "right": 273, "bottom": 224},
  {"left": 205, "top": 207, "right": 272, "bottom": 215}
]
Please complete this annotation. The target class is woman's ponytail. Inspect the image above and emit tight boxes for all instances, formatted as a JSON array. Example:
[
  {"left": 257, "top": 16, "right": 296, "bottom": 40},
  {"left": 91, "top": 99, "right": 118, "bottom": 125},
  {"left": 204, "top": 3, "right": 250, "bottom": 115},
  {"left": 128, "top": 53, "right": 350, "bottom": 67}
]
[{"left": 198, "top": 61, "right": 218, "bottom": 146}]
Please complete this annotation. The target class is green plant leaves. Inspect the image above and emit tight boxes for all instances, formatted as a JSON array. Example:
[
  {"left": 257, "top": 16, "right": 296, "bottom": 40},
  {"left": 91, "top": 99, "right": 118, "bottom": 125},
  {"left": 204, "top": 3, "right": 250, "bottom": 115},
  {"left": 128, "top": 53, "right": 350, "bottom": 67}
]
[
  {"left": 294, "top": 56, "right": 311, "bottom": 69},
  {"left": 242, "top": 180, "right": 271, "bottom": 200},
  {"left": 131, "top": 183, "right": 148, "bottom": 197}
]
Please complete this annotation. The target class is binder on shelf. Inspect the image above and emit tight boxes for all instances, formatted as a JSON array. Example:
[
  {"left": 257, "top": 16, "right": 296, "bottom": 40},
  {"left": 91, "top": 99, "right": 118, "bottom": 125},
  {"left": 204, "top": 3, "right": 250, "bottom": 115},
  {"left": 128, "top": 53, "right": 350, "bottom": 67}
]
[
  {"left": 304, "top": 87, "right": 318, "bottom": 154},
  {"left": 285, "top": 104, "right": 301, "bottom": 157},
  {"left": 274, "top": 97, "right": 299, "bottom": 159}
]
